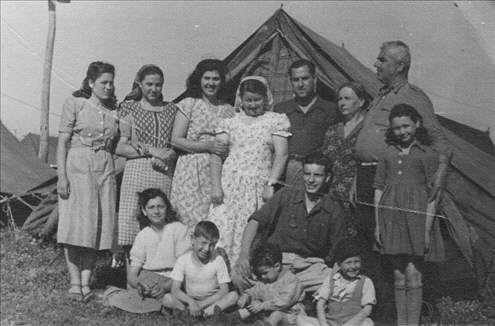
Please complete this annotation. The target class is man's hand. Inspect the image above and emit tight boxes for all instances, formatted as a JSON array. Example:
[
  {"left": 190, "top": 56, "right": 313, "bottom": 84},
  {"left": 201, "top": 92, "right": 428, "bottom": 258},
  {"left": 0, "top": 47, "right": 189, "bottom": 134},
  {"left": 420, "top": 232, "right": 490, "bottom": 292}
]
[
  {"left": 428, "top": 163, "right": 448, "bottom": 202},
  {"left": 234, "top": 256, "right": 251, "bottom": 278}
]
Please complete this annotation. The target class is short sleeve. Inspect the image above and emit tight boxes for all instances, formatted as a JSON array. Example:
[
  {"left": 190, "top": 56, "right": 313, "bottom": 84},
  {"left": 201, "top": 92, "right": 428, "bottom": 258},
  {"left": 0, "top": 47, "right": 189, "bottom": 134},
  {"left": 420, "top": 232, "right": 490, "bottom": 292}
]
[
  {"left": 270, "top": 113, "right": 291, "bottom": 138},
  {"left": 361, "top": 277, "right": 377, "bottom": 306},
  {"left": 129, "top": 230, "right": 147, "bottom": 268},
  {"left": 118, "top": 101, "right": 134, "bottom": 139},
  {"left": 173, "top": 223, "right": 192, "bottom": 258},
  {"left": 176, "top": 97, "right": 196, "bottom": 121},
  {"left": 170, "top": 254, "right": 187, "bottom": 282},
  {"left": 58, "top": 97, "right": 78, "bottom": 133},
  {"left": 215, "top": 116, "right": 234, "bottom": 135},
  {"left": 373, "top": 150, "right": 388, "bottom": 190},
  {"left": 314, "top": 272, "right": 333, "bottom": 301},
  {"left": 215, "top": 256, "right": 231, "bottom": 284}
]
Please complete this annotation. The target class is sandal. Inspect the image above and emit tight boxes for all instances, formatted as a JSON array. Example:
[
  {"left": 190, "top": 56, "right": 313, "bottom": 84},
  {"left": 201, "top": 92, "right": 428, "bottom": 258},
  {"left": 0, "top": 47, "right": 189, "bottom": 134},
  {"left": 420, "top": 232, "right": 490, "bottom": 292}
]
[
  {"left": 81, "top": 285, "right": 95, "bottom": 303},
  {"left": 68, "top": 283, "right": 82, "bottom": 301}
]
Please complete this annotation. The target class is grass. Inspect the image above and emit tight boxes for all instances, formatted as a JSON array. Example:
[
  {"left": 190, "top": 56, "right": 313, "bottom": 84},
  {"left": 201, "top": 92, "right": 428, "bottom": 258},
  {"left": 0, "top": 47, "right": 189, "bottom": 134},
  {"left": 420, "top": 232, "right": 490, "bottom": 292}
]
[{"left": 1, "top": 228, "right": 494, "bottom": 326}]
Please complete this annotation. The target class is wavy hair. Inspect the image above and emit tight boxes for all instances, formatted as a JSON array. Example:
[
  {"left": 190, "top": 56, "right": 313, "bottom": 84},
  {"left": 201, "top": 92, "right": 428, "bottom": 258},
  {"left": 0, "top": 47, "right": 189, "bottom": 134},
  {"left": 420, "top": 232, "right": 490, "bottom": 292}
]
[
  {"left": 385, "top": 103, "right": 429, "bottom": 145},
  {"left": 184, "top": 59, "right": 227, "bottom": 99},
  {"left": 72, "top": 61, "right": 117, "bottom": 107},
  {"left": 338, "top": 81, "right": 370, "bottom": 111},
  {"left": 136, "top": 188, "right": 178, "bottom": 229}
]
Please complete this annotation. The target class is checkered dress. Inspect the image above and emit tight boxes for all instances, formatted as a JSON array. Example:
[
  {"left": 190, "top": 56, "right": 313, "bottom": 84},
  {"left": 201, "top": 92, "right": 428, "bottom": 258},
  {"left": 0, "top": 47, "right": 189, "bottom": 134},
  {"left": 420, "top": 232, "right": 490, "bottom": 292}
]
[{"left": 117, "top": 100, "right": 176, "bottom": 246}]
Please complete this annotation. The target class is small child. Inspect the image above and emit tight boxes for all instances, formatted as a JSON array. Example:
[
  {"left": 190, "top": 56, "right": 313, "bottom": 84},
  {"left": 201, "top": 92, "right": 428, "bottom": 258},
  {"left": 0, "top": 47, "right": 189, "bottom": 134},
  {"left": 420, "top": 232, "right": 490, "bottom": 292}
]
[
  {"left": 225, "top": 243, "right": 305, "bottom": 326},
  {"left": 162, "top": 221, "right": 238, "bottom": 317},
  {"left": 104, "top": 188, "right": 191, "bottom": 313},
  {"left": 296, "top": 238, "right": 376, "bottom": 326},
  {"left": 374, "top": 103, "right": 445, "bottom": 326}
]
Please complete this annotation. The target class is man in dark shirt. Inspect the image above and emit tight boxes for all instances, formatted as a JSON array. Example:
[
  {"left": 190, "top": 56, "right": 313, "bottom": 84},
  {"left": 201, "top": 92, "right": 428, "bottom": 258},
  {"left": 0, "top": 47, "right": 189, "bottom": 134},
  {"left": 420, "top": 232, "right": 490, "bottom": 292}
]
[
  {"left": 274, "top": 59, "right": 340, "bottom": 189},
  {"left": 232, "top": 152, "right": 345, "bottom": 293}
]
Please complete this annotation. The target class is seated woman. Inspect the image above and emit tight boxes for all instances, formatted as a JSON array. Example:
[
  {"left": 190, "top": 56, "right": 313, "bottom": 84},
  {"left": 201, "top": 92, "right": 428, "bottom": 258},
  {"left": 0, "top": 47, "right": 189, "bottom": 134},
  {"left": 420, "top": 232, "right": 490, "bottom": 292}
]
[
  {"left": 104, "top": 188, "right": 191, "bottom": 313},
  {"left": 209, "top": 76, "right": 290, "bottom": 266},
  {"left": 321, "top": 81, "right": 369, "bottom": 236}
]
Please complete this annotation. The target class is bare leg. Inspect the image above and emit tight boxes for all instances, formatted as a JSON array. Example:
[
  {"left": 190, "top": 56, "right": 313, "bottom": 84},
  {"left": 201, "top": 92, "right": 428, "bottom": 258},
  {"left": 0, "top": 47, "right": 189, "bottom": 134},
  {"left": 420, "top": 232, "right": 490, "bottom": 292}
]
[
  {"left": 65, "top": 245, "right": 82, "bottom": 294},
  {"left": 162, "top": 293, "right": 186, "bottom": 310},
  {"left": 203, "top": 291, "right": 239, "bottom": 316},
  {"left": 268, "top": 310, "right": 290, "bottom": 326},
  {"left": 80, "top": 247, "right": 97, "bottom": 298},
  {"left": 406, "top": 262, "right": 423, "bottom": 326}
]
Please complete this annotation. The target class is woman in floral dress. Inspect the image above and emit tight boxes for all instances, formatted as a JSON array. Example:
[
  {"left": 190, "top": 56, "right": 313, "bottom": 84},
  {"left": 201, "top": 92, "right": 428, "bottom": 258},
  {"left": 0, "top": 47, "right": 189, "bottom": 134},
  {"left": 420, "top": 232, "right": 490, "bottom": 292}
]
[
  {"left": 115, "top": 64, "right": 178, "bottom": 252},
  {"left": 321, "top": 81, "right": 369, "bottom": 235},
  {"left": 170, "top": 59, "right": 235, "bottom": 229},
  {"left": 209, "top": 76, "right": 290, "bottom": 264}
]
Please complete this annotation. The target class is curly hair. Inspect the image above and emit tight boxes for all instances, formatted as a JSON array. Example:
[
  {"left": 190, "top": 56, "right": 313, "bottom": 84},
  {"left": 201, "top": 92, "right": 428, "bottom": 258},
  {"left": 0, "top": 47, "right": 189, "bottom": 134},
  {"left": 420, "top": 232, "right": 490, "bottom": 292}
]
[
  {"left": 385, "top": 103, "right": 429, "bottom": 145},
  {"left": 184, "top": 59, "right": 227, "bottom": 99},
  {"left": 136, "top": 188, "right": 178, "bottom": 229},
  {"left": 72, "top": 61, "right": 117, "bottom": 107},
  {"left": 250, "top": 243, "right": 282, "bottom": 271}
]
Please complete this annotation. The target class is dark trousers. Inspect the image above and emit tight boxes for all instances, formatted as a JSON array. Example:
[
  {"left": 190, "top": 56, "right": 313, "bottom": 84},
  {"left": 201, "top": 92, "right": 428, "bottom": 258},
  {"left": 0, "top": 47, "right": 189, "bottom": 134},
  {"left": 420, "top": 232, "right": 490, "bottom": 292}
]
[{"left": 355, "top": 165, "right": 396, "bottom": 325}]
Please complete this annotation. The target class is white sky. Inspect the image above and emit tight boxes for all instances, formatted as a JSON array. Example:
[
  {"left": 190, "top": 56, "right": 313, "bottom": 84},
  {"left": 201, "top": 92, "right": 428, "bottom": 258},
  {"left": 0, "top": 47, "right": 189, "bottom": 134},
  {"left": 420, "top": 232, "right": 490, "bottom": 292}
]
[{"left": 1, "top": 1, "right": 494, "bottom": 142}]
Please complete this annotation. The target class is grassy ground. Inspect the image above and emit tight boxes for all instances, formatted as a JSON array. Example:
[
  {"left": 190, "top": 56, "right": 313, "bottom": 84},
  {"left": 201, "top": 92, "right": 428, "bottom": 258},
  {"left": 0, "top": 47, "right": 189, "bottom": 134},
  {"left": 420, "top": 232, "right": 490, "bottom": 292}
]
[{"left": 1, "top": 228, "right": 494, "bottom": 326}]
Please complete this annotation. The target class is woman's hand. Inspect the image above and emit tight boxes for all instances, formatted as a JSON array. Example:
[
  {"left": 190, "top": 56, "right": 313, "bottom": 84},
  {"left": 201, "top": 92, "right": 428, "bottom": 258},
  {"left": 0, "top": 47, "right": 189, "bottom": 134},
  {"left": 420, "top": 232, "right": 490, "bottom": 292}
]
[
  {"left": 234, "top": 255, "right": 252, "bottom": 278},
  {"left": 210, "top": 186, "right": 224, "bottom": 206},
  {"left": 151, "top": 157, "right": 169, "bottom": 173},
  {"left": 149, "top": 283, "right": 166, "bottom": 299},
  {"left": 128, "top": 140, "right": 149, "bottom": 156},
  {"left": 150, "top": 147, "right": 175, "bottom": 163},
  {"left": 57, "top": 176, "right": 70, "bottom": 199},
  {"left": 208, "top": 139, "right": 229, "bottom": 157},
  {"left": 262, "top": 185, "right": 274, "bottom": 202}
]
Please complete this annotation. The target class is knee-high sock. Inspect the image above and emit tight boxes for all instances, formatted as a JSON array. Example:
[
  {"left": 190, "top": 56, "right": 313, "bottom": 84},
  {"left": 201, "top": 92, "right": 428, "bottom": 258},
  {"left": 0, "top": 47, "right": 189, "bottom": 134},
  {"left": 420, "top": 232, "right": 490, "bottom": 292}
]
[{"left": 406, "top": 286, "right": 423, "bottom": 326}]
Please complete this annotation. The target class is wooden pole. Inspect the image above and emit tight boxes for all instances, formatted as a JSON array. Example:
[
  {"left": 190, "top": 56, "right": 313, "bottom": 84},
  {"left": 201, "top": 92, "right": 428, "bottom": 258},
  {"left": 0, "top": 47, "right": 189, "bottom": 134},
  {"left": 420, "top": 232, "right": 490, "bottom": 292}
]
[{"left": 39, "top": 0, "right": 56, "bottom": 163}]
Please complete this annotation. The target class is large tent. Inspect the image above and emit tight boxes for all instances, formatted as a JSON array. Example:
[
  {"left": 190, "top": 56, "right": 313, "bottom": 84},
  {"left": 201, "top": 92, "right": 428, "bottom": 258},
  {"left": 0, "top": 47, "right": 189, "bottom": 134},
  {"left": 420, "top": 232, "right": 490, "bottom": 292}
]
[
  {"left": 20, "top": 133, "right": 59, "bottom": 167},
  {"left": 176, "top": 9, "right": 495, "bottom": 287}
]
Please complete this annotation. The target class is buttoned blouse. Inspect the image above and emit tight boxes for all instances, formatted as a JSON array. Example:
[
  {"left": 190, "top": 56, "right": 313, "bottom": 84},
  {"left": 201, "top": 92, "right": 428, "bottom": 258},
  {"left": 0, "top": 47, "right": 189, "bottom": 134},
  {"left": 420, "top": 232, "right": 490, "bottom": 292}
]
[
  {"left": 250, "top": 187, "right": 345, "bottom": 262},
  {"left": 274, "top": 97, "right": 340, "bottom": 156},
  {"left": 58, "top": 97, "right": 119, "bottom": 149},
  {"left": 355, "top": 80, "right": 451, "bottom": 162}
]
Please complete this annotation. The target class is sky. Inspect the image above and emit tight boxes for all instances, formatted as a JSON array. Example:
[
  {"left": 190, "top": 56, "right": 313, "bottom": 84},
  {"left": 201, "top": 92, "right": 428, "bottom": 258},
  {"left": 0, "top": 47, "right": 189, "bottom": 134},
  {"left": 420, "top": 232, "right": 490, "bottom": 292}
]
[{"left": 1, "top": 1, "right": 494, "bottom": 142}]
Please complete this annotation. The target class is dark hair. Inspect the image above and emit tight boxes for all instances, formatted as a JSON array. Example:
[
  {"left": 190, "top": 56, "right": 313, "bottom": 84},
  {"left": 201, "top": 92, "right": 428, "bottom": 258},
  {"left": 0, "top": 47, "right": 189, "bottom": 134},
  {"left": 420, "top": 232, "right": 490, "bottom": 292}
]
[
  {"left": 239, "top": 79, "right": 268, "bottom": 98},
  {"left": 137, "top": 188, "right": 178, "bottom": 228},
  {"left": 124, "top": 64, "right": 164, "bottom": 102},
  {"left": 250, "top": 243, "right": 282, "bottom": 272},
  {"left": 193, "top": 221, "right": 219, "bottom": 241},
  {"left": 385, "top": 103, "right": 429, "bottom": 145},
  {"left": 288, "top": 59, "right": 316, "bottom": 77},
  {"left": 303, "top": 151, "right": 334, "bottom": 176},
  {"left": 184, "top": 59, "right": 227, "bottom": 99},
  {"left": 338, "top": 81, "right": 370, "bottom": 110},
  {"left": 72, "top": 61, "right": 117, "bottom": 107},
  {"left": 334, "top": 237, "right": 363, "bottom": 264}
]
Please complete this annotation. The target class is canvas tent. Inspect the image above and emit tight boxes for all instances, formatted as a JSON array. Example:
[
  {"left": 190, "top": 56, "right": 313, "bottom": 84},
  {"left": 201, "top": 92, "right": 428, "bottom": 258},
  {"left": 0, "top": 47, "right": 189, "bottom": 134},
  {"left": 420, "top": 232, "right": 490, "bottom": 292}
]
[
  {"left": 20, "top": 133, "right": 59, "bottom": 166},
  {"left": 175, "top": 9, "right": 495, "bottom": 287}
]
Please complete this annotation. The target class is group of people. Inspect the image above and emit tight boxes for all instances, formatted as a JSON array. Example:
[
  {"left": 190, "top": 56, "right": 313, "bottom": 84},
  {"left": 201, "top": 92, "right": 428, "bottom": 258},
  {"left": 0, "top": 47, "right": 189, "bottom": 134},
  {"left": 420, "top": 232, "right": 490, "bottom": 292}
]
[{"left": 56, "top": 40, "right": 451, "bottom": 326}]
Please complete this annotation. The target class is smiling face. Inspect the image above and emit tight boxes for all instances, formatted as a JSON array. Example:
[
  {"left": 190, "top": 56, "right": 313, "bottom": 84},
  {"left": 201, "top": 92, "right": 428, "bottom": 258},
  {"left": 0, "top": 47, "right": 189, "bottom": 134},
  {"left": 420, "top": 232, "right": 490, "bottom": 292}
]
[
  {"left": 201, "top": 70, "right": 221, "bottom": 99},
  {"left": 241, "top": 91, "right": 265, "bottom": 117},
  {"left": 374, "top": 48, "right": 403, "bottom": 86},
  {"left": 142, "top": 196, "right": 167, "bottom": 229},
  {"left": 192, "top": 235, "right": 217, "bottom": 263},
  {"left": 338, "top": 86, "right": 364, "bottom": 118},
  {"left": 290, "top": 65, "right": 316, "bottom": 99},
  {"left": 391, "top": 115, "right": 419, "bottom": 146},
  {"left": 140, "top": 74, "right": 163, "bottom": 103},
  {"left": 303, "top": 163, "right": 330, "bottom": 195},
  {"left": 339, "top": 256, "right": 362, "bottom": 280},
  {"left": 89, "top": 72, "right": 114, "bottom": 103}
]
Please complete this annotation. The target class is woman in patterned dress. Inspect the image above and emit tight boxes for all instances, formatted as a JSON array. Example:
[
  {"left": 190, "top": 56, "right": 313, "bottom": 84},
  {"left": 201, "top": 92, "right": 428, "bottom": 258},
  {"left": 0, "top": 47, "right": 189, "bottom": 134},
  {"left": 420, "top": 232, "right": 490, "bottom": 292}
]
[
  {"left": 209, "top": 76, "right": 290, "bottom": 264},
  {"left": 170, "top": 59, "right": 235, "bottom": 229},
  {"left": 115, "top": 65, "right": 178, "bottom": 253},
  {"left": 57, "top": 62, "right": 119, "bottom": 302},
  {"left": 321, "top": 82, "right": 369, "bottom": 236}
]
